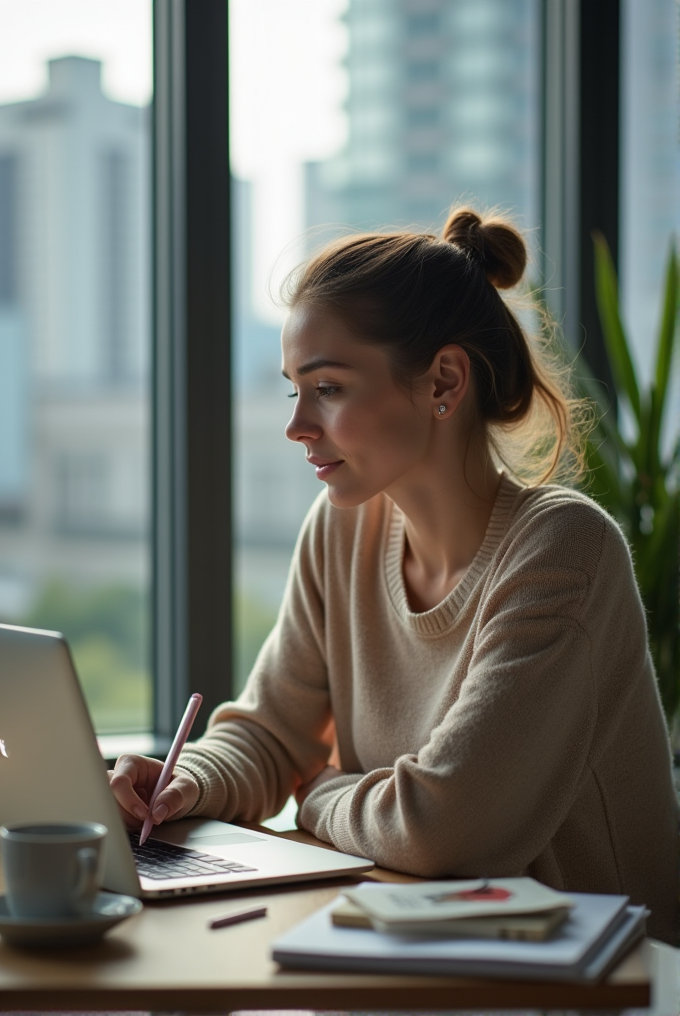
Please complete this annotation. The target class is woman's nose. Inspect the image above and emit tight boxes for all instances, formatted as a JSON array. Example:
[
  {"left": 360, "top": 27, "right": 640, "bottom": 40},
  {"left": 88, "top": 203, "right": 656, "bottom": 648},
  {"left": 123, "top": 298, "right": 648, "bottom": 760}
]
[{"left": 285, "top": 397, "right": 322, "bottom": 445}]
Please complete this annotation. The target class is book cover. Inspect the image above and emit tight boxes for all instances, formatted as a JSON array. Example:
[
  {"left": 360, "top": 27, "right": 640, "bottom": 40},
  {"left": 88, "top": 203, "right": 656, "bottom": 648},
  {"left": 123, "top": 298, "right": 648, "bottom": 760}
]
[
  {"left": 331, "top": 898, "right": 571, "bottom": 941},
  {"left": 343, "top": 877, "right": 573, "bottom": 925}
]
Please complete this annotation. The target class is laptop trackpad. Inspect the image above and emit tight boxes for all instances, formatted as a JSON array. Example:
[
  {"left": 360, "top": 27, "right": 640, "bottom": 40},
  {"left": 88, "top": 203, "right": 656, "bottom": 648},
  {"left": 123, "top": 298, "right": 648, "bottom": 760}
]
[
  {"left": 153, "top": 819, "right": 267, "bottom": 850},
  {"left": 187, "top": 831, "right": 262, "bottom": 846},
  {"left": 151, "top": 812, "right": 268, "bottom": 853}
]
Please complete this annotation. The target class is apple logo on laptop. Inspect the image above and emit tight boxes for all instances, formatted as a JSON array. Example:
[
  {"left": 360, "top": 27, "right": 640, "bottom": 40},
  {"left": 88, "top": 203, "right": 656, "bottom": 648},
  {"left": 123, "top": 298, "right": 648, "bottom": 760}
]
[{"left": 0, "top": 739, "right": 8, "bottom": 758}]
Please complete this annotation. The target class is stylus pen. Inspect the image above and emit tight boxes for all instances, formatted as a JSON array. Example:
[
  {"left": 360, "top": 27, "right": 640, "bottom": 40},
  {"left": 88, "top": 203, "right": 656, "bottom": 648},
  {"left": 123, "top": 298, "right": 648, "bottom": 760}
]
[
  {"left": 139, "top": 692, "right": 203, "bottom": 846},
  {"left": 208, "top": 905, "right": 268, "bottom": 930}
]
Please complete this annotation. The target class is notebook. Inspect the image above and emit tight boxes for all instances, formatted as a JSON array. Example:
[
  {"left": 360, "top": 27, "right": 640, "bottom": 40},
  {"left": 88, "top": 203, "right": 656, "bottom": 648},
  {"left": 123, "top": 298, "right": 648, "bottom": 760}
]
[
  {"left": 272, "top": 893, "right": 648, "bottom": 983},
  {"left": 0, "top": 623, "right": 373, "bottom": 899}
]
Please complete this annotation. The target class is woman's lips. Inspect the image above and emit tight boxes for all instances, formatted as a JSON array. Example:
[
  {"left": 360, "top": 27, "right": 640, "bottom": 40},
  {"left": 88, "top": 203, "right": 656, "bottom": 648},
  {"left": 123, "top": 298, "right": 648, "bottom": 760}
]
[{"left": 307, "top": 457, "right": 343, "bottom": 480}]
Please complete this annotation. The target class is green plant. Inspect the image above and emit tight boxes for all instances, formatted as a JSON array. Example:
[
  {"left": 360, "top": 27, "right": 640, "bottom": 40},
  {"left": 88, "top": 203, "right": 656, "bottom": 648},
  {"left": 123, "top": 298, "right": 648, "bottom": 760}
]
[{"left": 577, "top": 234, "right": 679, "bottom": 723}]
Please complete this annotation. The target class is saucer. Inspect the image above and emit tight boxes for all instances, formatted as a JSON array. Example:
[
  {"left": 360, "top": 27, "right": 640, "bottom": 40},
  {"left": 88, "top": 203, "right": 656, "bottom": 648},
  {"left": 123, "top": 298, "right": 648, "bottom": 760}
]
[{"left": 0, "top": 891, "right": 142, "bottom": 948}]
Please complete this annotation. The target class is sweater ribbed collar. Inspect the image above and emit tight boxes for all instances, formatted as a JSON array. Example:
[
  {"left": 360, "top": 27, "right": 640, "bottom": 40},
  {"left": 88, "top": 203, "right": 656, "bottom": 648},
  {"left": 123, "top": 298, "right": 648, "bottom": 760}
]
[{"left": 384, "top": 471, "right": 521, "bottom": 636}]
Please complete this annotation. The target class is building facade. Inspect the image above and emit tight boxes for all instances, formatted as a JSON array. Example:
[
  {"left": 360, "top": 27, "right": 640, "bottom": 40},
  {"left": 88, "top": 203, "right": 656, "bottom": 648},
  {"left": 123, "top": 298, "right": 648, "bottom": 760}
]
[
  {"left": 306, "top": 0, "right": 539, "bottom": 236},
  {"left": 0, "top": 56, "right": 150, "bottom": 615}
]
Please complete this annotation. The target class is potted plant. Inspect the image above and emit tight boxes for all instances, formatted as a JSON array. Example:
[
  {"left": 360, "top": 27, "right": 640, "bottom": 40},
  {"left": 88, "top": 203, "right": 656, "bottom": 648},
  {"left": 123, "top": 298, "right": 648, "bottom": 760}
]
[{"left": 576, "top": 235, "right": 679, "bottom": 731}]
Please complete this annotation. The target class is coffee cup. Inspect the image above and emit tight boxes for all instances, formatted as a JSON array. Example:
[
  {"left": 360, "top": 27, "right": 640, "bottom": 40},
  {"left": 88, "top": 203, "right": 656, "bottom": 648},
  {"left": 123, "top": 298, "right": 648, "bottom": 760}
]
[{"left": 0, "top": 822, "right": 107, "bottom": 920}]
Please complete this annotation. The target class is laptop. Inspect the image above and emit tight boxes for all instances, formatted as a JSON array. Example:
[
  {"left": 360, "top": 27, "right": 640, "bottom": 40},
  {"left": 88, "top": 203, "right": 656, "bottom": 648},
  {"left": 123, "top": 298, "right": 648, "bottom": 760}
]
[{"left": 0, "top": 623, "right": 373, "bottom": 898}]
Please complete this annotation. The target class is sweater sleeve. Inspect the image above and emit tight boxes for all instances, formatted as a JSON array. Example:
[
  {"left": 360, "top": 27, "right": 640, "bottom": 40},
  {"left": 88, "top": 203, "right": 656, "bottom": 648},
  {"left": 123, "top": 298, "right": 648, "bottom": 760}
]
[
  {"left": 299, "top": 503, "right": 638, "bottom": 876},
  {"left": 176, "top": 493, "right": 333, "bottom": 822}
]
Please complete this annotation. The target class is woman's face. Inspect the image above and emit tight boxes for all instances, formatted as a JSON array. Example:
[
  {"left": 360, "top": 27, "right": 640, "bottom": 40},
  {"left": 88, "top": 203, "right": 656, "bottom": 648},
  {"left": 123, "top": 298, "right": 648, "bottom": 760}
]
[{"left": 281, "top": 305, "right": 436, "bottom": 509}]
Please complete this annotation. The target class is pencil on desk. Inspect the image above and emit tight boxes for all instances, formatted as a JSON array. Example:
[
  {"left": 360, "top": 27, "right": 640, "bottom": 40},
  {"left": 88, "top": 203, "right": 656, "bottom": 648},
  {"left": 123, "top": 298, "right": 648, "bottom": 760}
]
[{"left": 208, "top": 905, "right": 267, "bottom": 929}]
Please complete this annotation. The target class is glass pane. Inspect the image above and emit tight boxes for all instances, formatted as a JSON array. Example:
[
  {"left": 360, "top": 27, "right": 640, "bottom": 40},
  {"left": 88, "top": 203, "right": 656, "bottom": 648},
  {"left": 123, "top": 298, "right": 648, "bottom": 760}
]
[
  {"left": 308, "top": 0, "right": 539, "bottom": 237},
  {"left": 0, "top": 0, "right": 152, "bottom": 732},
  {"left": 620, "top": 0, "right": 680, "bottom": 449},
  {"left": 231, "top": 0, "right": 540, "bottom": 692},
  {"left": 231, "top": 0, "right": 348, "bottom": 692}
]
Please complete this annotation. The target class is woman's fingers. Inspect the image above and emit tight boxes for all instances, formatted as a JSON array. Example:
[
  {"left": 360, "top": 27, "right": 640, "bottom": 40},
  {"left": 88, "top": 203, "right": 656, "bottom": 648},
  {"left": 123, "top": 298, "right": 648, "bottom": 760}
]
[
  {"left": 107, "top": 769, "right": 148, "bottom": 830},
  {"left": 109, "top": 754, "right": 163, "bottom": 827},
  {"left": 150, "top": 772, "right": 200, "bottom": 824},
  {"left": 108, "top": 754, "right": 200, "bottom": 829}
]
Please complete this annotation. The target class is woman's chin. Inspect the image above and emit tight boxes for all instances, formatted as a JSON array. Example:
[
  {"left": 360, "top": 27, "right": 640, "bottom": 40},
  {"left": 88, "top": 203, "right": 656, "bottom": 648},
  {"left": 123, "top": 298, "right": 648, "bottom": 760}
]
[{"left": 325, "top": 483, "right": 378, "bottom": 511}]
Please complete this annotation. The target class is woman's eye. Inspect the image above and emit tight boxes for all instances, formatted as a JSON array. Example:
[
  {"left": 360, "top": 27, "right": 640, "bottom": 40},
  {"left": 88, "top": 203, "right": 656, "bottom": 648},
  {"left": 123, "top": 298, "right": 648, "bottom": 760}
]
[{"left": 286, "top": 385, "right": 339, "bottom": 399}]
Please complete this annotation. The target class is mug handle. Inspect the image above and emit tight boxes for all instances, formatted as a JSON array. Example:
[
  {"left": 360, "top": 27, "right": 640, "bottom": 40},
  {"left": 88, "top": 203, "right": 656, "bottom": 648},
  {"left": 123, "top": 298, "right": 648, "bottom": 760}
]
[{"left": 72, "top": 847, "right": 99, "bottom": 914}]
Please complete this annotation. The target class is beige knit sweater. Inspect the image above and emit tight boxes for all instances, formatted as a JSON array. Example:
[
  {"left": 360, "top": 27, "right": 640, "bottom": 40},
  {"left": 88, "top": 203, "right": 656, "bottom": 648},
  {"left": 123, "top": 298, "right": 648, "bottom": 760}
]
[{"left": 178, "top": 474, "right": 679, "bottom": 943}]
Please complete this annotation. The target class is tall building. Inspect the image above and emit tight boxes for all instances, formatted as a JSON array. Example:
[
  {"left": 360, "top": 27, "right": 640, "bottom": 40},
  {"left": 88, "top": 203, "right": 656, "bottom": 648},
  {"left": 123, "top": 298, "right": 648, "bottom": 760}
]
[
  {"left": 306, "top": 0, "right": 539, "bottom": 235},
  {"left": 0, "top": 56, "right": 149, "bottom": 390},
  {"left": 0, "top": 56, "right": 150, "bottom": 614}
]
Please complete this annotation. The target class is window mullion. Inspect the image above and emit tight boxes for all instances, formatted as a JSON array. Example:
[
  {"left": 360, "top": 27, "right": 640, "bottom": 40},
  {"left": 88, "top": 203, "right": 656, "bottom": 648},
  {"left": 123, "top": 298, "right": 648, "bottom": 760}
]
[{"left": 152, "top": 0, "right": 232, "bottom": 737}]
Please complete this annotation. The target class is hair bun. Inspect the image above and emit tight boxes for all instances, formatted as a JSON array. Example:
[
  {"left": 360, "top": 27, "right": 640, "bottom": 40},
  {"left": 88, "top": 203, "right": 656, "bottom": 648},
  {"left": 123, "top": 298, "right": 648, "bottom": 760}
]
[{"left": 443, "top": 207, "right": 527, "bottom": 290}]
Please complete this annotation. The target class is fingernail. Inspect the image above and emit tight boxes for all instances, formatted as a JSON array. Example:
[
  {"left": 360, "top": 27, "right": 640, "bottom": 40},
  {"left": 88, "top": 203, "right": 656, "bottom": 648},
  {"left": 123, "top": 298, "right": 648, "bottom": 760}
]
[
  {"left": 153, "top": 803, "right": 169, "bottom": 823},
  {"left": 133, "top": 804, "right": 148, "bottom": 820}
]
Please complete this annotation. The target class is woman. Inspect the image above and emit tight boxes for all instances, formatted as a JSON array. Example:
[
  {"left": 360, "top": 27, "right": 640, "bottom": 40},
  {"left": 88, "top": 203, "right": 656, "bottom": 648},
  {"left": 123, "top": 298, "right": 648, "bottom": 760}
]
[{"left": 111, "top": 208, "right": 678, "bottom": 943}]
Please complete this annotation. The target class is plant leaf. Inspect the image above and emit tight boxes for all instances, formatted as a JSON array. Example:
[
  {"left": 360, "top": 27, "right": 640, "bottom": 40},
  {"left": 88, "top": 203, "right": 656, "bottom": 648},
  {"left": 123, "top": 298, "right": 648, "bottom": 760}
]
[
  {"left": 593, "top": 232, "right": 641, "bottom": 424},
  {"left": 636, "top": 490, "right": 680, "bottom": 721},
  {"left": 649, "top": 242, "right": 679, "bottom": 466},
  {"left": 574, "top": 364, "right": 631, "bottom": 460}
]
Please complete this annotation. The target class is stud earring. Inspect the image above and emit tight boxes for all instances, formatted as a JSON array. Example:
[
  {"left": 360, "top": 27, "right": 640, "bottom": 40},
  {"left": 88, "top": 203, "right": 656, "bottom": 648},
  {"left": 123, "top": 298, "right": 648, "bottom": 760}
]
[{"left": 437, "top": 405, "right": 446, "bottom": 415}]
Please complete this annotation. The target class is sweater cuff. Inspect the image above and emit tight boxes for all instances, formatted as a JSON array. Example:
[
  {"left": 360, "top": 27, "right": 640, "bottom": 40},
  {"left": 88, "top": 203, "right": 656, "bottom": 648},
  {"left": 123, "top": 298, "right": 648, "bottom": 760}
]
[
  {"left": 298, "top": 773, "right": 364, "bottom": 854},
  {"left": 173, "top": 752, "right": 228, "bottom": 818}
]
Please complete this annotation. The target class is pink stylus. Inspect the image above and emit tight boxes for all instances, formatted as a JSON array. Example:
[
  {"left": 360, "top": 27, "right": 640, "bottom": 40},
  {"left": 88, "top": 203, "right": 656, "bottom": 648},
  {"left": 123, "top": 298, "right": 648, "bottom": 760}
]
[{"left": 139, "top": 692, "right": 203, "bottom": 846}]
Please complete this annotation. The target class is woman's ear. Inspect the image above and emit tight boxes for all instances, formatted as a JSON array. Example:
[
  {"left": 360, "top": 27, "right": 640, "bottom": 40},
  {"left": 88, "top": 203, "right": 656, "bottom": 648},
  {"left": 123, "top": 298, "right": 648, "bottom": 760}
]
[{"left": 430, "top": 344, "right": 471, "bottom": 420}]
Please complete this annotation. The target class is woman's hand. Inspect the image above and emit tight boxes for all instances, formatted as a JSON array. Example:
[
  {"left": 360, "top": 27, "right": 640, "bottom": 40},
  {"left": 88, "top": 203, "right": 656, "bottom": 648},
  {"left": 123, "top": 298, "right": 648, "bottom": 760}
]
[
  {"left": 295, "top": 765, "right": 344, "bottom": 807},
  {"left": 108, "top": 754, "right": 200, "bottom": 830}
]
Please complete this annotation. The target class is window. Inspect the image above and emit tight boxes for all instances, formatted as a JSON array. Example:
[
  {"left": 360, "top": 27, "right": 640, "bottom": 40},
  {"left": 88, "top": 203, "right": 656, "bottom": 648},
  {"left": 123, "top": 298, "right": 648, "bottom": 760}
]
[
  {"left": 150, "top": 1, "right": 680, "bottom": 751},
  {"left": 405, "top": 106, "right": 440, "bottom": 128},
  {"left": 404, "top": 13, "right": 442, "bottom": 36},
  {"left": 0, "top": 1, "right": 152, "bottom": 733},
  {"left": 230, "top": 0, "right": 347, "bottom": 693},
  {"left": 3, "top": 1, "right": 671, "bottom": 745},
  {"left": 231, "top": 0, "right": 540, "bottom": 695},
  {"left": 406, "top": 61, "right": 440, "bottom": 84}
]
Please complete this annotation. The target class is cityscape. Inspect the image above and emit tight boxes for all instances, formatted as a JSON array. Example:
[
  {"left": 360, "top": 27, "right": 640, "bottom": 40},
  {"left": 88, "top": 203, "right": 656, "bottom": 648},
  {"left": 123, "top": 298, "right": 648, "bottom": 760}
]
[{"left": 0, "top": 0, "right": 677, "bottom": 732}]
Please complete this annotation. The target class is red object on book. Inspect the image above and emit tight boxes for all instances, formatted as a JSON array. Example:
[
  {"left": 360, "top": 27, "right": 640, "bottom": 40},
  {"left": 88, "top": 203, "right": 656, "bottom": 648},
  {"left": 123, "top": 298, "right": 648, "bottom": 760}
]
[{"left": 457, "top": 887, "right": 513, "bottom": 903}]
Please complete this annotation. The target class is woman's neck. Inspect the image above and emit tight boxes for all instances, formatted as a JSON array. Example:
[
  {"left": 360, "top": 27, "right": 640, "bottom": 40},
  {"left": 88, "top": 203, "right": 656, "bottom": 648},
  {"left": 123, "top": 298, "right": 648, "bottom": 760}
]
[{"left": 390, "top": 440, "right": 502, "bottom": 613}]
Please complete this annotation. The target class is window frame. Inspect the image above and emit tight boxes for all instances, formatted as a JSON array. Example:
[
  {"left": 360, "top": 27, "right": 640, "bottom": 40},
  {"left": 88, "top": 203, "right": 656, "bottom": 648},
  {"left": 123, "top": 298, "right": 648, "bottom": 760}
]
[
  {"left": 540, "top": 0, "right": 619, "bottom": 393},
  {"left": 152, "top": 0, "right": 233, "bottom": 739}
]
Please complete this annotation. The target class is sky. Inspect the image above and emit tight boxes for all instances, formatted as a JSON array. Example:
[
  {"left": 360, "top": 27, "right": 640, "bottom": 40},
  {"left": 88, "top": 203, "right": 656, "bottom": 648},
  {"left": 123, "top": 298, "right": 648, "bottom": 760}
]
[
  {"left": 0, "top": 0, "right": 347, "bottom": 323},
  {"left": 0, "top": 0, "right": 153, "bottom": 106}
]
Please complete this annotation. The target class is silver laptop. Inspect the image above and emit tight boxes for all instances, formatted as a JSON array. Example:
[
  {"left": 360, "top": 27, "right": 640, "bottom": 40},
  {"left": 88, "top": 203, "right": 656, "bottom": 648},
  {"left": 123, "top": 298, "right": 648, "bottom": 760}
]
[{"left": 0, "top": 623, "right": 373, "bottom": 898}]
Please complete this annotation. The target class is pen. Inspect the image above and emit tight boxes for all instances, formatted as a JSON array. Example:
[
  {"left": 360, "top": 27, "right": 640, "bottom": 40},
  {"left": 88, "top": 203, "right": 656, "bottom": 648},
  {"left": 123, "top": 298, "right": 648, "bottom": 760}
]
[
  {"left": 208, "top": 905, "right": 268, "bottom": 930},
  {"left": 139, "top": 692, "right": 203, "bottom": 846}
]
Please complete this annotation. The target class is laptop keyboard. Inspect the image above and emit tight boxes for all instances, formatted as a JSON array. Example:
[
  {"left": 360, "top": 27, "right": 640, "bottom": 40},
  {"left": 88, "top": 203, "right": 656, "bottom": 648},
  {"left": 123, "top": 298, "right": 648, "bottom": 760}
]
[{"left": 129, "top": 832, "right": 258, "bottom": 880}]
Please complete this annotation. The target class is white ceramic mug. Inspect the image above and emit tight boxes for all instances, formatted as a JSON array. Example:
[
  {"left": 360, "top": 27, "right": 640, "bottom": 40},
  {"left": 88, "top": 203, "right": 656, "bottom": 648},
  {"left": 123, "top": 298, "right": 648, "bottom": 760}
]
[{"left": 0, "top": 822, "right": 107, "bottom": 919}]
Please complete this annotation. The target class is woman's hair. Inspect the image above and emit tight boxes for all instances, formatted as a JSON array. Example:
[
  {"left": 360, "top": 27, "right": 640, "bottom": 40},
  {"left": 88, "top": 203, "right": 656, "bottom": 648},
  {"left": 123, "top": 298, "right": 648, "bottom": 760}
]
[{"left": 281, "top": 207, "right": 589, "bottom": 486}]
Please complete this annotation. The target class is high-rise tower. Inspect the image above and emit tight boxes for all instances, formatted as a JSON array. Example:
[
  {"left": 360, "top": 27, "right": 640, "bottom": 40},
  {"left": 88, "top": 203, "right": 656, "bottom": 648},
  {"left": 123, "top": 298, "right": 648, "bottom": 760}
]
[
  {"left": 306, "top": 0, "right": 539, "bottom": 234},
  {"left": 0, "top": 56, "right": 149, "bottom": 580},
  {"left": 0, "top": 56, "right": 149, "bottom": 388}
]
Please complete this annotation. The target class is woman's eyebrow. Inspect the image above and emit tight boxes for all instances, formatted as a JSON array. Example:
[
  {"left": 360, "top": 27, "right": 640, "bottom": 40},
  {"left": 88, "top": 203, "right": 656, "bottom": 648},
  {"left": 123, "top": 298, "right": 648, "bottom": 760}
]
[{"left": 281, "top": 358, "right": 356, "bottom": 380}]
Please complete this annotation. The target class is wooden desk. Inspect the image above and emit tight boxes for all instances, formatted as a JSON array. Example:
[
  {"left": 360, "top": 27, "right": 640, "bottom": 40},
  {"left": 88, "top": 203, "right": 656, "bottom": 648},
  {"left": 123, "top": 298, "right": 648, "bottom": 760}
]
[{"left": 0, "top": 831, "right": 674, "bottom": 1013}]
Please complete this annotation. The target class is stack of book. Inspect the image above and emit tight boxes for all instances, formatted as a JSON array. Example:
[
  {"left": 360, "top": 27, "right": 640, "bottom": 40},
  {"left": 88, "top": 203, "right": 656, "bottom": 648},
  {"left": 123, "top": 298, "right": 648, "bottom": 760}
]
[{"left": 271, "top": 877, "right": 648, "bottom": 983}]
